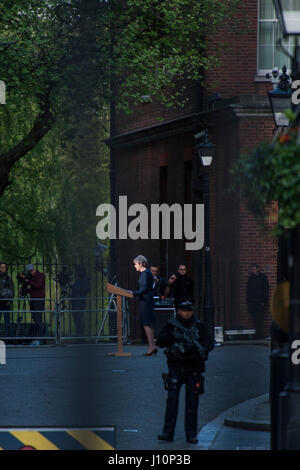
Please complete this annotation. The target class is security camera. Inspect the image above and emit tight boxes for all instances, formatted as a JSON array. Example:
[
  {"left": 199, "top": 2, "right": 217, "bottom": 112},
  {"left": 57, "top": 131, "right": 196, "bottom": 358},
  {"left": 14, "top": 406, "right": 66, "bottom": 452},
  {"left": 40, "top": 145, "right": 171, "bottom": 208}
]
[
  {"left": 193, "top": 130, "right": 206, "bottom": 142},
  {"left": 266, "top": 67, "right": 279, "bottom": 80},
  {"left": 140, "top": 95, "right": 152, "bottom": 104},
  {"left": 266, "top": 67, "right": 281, "bottom": 89}
]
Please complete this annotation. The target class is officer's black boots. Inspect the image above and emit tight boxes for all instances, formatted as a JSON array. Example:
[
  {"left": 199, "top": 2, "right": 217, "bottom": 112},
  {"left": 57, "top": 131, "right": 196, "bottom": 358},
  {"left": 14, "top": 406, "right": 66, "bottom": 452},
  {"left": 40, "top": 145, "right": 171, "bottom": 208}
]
[
  {"left": 186, "top": 436, "right": 198, "bottom": 444},
  {"left": 158, "top": 434, "right": 198, "bottom": 443},
  {"left": 157, "top": 433, "right": 174, "bottom": 442}
]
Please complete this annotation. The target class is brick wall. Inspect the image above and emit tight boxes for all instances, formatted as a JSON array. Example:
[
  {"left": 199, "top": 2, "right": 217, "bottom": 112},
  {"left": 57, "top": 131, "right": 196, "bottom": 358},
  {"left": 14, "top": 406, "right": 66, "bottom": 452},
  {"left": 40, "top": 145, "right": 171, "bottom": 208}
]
[
  {"left": 195, "top": 107, "right": 277, "bottom": 335},
  {"left": 113, "top": 105, "right": 278, "bottom": 339},
  {"left": 205, "top": 0, "right": 273, "bottom": 99},
  {"left": 111, "top": 0, "right": 279, "bottom": 340},
  {"left": 238, "top": 115, "right": 277, "bottom": 336},
  {"left": 115, "top": 80, "right": 200, "bottom": 135}
]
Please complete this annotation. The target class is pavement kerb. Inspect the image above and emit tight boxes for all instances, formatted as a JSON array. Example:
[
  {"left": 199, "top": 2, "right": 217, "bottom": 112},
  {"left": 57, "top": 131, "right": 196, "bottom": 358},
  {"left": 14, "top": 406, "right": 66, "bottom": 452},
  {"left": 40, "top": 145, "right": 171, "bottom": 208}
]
[
  {"left": 223, "top": 417, "right": 270, "bottom": 432},
  {"left": 223, "top": 393, "right": 270, "bottom": 431},
  {"left": 196, "top": 393, "right": 269, "bottom": 450}
]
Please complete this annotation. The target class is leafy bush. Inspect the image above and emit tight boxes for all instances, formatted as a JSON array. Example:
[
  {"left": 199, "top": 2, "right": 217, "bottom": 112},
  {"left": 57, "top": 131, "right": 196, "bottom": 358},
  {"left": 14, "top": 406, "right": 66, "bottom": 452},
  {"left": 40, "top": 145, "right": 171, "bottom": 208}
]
[{"left": 232, "top": 119, "right": 300, "bottom": 234}]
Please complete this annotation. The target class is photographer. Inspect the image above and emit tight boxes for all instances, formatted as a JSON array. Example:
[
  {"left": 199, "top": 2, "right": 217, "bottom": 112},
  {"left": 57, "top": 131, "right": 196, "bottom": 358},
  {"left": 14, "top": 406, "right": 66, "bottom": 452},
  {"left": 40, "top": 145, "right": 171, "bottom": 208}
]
[
  {"left": 19, "top": 264, "right": 45, "bottom": 344},
  {"left": 0, "top": 262, "right": 14, "bottom": 336},
  {"left": 164, "top": 265, "right": 194, "bottom": 308}
]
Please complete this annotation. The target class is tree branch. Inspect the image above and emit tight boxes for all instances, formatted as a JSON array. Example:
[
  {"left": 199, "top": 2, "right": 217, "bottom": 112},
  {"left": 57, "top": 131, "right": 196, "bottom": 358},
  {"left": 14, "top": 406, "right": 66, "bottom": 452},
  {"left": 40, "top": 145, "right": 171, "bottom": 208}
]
[{"left": 0, "top": 92, "right": 54, "bottom": 196}]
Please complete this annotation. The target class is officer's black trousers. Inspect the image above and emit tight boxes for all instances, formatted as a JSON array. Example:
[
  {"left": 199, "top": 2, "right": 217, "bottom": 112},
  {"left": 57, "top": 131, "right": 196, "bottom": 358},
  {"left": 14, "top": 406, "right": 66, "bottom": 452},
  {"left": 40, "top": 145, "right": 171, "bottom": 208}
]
[{"left": 163, "top": 366, "right": 199, "bottom": 438}]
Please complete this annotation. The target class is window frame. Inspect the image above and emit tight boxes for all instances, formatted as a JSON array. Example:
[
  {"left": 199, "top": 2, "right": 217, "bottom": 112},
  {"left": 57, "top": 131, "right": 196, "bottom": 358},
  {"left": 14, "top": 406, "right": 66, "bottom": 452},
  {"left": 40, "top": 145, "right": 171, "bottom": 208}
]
[{"left": 257, "top": 0, "right": 293, "bottom": 76}]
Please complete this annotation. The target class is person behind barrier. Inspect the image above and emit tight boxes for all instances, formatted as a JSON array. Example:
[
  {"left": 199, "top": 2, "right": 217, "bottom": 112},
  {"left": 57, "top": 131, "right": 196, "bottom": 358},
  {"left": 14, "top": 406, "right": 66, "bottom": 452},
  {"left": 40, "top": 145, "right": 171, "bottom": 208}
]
[
  {"left": 19, "top": 264, "right": 45, "bottom": 344},
  {"left": 164, "top": 264, "right": 194, "bottom": 308},
  {"left": 150, "top": 264, "right": 167, "bottom": 299},
  {"left": 0, "top": 262, "right": 14, "bottom": 336},
  {"left": 156, "top": 301, "right": 213, "bottom": 444},
  {"left": 71, "top": 265, "right": 90, "bottom": 338}
]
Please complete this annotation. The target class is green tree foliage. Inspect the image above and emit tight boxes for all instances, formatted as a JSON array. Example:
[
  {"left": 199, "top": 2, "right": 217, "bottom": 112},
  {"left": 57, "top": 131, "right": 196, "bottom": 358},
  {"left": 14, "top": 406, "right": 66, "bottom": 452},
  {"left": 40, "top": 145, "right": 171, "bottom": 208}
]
[
  {"left": 0, "top": 0, "right": 247, "bottom": 261},
  {"left": 0, "top": 0, "right": 247, "bottom": 186},
  {"left": 51, "top": 108, "right": 110, "bottom": 263},
  {"left": 0, "top": 104, "right": 110, "bottom": 262},
  {"left": 112, "top": 0, "right": 247, "bottom": 110},
  {"left": 232, "top": 122, "right": 300, "bottom": 234},
  {"left": 0, "top": 141, "right": 57, "bottom": 261},
  {"left": 0, "top": 0, "right": 109, "bottom": 194}
]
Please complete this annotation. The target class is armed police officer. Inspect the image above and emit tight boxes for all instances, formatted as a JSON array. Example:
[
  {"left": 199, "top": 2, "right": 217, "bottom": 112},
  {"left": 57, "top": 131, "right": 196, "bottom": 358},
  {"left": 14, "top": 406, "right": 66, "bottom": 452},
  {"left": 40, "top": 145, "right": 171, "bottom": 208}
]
[{"left": 156, "top": 301, "right": 214, "bottom": 444}]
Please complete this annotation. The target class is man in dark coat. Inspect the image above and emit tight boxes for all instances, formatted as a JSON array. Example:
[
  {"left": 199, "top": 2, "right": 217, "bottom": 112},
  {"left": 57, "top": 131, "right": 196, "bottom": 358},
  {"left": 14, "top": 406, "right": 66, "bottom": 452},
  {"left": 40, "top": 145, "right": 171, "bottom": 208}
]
[
  {"left": 164, "top": 264, "right": 194, "bottom": 308},
  {"left": 25, "top": 264, "right": 46, "bottom": 342},
  {"left": 0, "top": 262, "right": 14, "bottom": 336},
  {"left": 156, "top": 301, "right": 214, "bottom": 444},
  {"left": 18, "top": 264, "right": 46, "bottom": 343},
  {"left": 246, "top": 263, "right": 269, "bottom": 339},
  {"left": 150, "top": 264, "right": 167, "bottom": 299}
]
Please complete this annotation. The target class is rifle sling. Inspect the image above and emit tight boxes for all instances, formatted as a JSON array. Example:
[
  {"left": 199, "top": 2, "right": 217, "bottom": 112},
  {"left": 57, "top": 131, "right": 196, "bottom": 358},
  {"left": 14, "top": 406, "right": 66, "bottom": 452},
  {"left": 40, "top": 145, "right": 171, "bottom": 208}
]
[{"left": 169, "top": 318, "right": 204, "bottom": 352}]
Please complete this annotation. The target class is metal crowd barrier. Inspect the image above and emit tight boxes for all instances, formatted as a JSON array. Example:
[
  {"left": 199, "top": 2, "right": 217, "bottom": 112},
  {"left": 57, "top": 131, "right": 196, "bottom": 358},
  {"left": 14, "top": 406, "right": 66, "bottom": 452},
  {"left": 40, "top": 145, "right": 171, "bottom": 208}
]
[
  {"left": 0, "top": 296, "right": 130, "bottom": 345},
  {"left": 0, "top": 297, "right": 56, "bottom": 342}
]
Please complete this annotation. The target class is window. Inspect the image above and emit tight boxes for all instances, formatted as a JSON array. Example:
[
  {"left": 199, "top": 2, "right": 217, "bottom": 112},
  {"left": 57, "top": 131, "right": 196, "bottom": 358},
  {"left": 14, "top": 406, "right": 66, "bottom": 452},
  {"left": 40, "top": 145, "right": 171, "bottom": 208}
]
[{"left": 258, "top": 0, "right": 295, "bottom": 75}]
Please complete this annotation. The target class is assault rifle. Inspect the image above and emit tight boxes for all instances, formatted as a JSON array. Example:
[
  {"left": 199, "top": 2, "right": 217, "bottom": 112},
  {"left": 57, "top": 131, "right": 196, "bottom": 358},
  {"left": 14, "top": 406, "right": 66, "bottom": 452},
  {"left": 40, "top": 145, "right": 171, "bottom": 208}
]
[{"left": 168, "top": 317, "right": 207, "bottom": 359}]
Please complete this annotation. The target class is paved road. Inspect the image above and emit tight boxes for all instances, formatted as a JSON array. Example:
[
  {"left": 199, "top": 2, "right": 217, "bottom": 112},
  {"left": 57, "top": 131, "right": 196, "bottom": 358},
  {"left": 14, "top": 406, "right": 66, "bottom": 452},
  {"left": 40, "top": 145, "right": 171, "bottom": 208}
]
[{"left": 0, "top": 343, "right": 270, "bottom": 450}]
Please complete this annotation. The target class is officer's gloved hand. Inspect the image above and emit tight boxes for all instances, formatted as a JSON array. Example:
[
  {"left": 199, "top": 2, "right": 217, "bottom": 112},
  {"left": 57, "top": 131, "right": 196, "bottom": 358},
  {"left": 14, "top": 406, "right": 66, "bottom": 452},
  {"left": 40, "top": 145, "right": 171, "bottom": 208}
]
[{"left": 173, "top": 328, "right": 183, "bottom": 341}]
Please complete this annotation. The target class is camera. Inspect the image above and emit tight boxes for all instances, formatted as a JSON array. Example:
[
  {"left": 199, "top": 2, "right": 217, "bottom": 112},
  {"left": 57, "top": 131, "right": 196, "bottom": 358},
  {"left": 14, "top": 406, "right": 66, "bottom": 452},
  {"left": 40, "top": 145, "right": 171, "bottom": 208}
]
[
  {"left": 16, "top": 272, "right": 32, "bottom": 283},
  {"left": 54, "top": 268, "right": 72, "bottom": 297},
  {"left": 16, "top": 272, "right": 32, "bottom": 297}
]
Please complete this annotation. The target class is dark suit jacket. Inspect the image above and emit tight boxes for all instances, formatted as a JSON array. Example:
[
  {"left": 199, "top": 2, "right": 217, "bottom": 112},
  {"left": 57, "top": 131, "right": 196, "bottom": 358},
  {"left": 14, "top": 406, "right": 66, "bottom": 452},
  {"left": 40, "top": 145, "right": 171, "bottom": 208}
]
[{"left": 132, "top": 269, "right": 154, "bottom": 325}]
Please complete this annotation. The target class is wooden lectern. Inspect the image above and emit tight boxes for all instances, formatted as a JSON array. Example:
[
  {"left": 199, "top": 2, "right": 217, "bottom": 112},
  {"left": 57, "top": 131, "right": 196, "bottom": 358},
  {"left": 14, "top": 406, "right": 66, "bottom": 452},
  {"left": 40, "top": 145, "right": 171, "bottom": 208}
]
[{"left": 106, "top": 283, "right": 133, "bottom": 357}]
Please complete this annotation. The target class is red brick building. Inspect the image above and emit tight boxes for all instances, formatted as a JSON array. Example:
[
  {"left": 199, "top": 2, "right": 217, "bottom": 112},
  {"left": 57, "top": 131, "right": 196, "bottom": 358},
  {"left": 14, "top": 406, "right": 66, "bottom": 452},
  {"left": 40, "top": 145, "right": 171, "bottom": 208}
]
[{"left": 107, "top": 0, "right": 287, "bottom": 340}]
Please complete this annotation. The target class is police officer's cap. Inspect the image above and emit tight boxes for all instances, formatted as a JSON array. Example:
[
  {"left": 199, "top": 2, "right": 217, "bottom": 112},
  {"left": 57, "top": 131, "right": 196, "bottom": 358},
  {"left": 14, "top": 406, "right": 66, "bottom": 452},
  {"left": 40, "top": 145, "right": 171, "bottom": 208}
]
[{"left": 177, "top": 301, "right": 194, "bottom": 311}]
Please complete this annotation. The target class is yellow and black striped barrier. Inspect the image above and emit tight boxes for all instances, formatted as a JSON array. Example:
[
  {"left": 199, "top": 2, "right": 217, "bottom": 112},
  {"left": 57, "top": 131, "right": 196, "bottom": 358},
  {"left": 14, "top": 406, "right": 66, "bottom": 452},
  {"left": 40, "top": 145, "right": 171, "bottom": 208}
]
[{"left": 0, "top": 427, "right": 115, "bottom": 450}]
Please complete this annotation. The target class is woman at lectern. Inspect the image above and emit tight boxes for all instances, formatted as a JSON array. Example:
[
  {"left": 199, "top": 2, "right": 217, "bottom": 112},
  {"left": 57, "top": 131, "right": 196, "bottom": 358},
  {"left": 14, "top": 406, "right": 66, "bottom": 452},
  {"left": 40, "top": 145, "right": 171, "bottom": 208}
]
[{"left": 131, "top": 255, "right": 157, "bottom": 356}]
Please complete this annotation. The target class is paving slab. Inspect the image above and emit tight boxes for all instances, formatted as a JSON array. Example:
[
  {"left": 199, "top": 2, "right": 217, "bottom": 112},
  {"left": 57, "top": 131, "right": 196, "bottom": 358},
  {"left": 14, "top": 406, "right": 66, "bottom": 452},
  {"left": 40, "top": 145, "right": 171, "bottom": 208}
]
[{"left": 197, "top": 394, "right": 270, "bottom": 450}]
